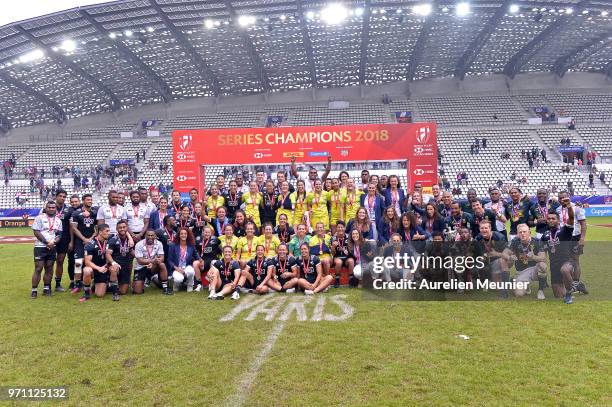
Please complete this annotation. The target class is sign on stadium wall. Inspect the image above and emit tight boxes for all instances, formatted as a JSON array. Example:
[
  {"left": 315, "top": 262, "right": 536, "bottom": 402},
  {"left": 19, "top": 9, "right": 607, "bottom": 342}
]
[{"left": 172, "top": 123, "right": 438, "bottom": 193}]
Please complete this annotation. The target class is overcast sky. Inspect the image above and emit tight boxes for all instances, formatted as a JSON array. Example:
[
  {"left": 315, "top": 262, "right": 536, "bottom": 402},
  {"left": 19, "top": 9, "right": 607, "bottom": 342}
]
[{"left": 0, "top": 1, "right": 111, "bottom": 27}]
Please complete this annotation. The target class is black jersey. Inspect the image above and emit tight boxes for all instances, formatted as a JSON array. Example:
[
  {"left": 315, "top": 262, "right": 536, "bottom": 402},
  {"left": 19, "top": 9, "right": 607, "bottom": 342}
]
[
  {"left": 540, "top": 226, "right": 574, "bottom": 266},
  {"left": 274, "top": 225, "right": 294, "bottom": 244},
  {"left": 196, "top": 235, "right": 221, "bottom": 262},
  {"left": 447, "top": 213, "right": 474, "bottom": 233},
  {"left": 223, "top": 191, "right": 243, "bottom": 221},
  {"left": 268, "top": 256, "right": 297, "bottom": 278},
  {"left": 107, "top": 235, "right": 134, "bottom": 264},
  {"left": 155, "top": 227, "right": 176, "bottom": 263},
  {"left": 72, "top": 207, "right": 98, "bottom": 239},
  {"left": 260, "top": 191, "right": 278, "bottom": 225},
  {"left": 505, "top": 201, "right": 531, "bottom": 235},
  {"left": 508, "top": 238, "right": 543, "bottom": 271},
  {"left": 296, "top": 255, "right": 320, "bottom": 278},
  {"left": 57, "top": 204, "right": 77, "bottom": 241},
  {"left": 470, "top": 210, "right": 497, "bottom": 237},
  {"left": 530, "top": 201, "right": 560, "bottom": 235},
  {"left": 475, "top": 232, "right": 507, "bottom": 261},
  {"left": 176, "top": 217, "right": 195, "bottom": 230},
  {"left": 331, "top": 234, "right": 349, "bottom": 259},
  {"left": 85, "top": 238, "right": 109, "bottom": 267},
  {"left": 246, "top": 257, "right": 269, "bottom": 282},
  {"left": 212, "top": 259, "right": 240, "bottom": 281}
]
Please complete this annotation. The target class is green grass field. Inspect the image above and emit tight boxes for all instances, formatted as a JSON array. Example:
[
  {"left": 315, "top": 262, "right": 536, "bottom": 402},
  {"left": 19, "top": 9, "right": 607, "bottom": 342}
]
[{"left": 1, "top": 218, "right": 611, "bottom": 406}]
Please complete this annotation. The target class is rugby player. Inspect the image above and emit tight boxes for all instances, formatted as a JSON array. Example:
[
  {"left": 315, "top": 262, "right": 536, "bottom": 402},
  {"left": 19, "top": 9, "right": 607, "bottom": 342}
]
[
  {"left": 238, "top": 245, "right": 271, "bottom": 294},
  {"left": 296, "top": 243, "right": 334, "bottom": 295},
  {"left": 331, "top": 221, "right": 353, "bottom": 288},
  {"left": 124, "top": 190, "right": 149, "bottom": 243},
  {"left": 502, "top": 224, "right": 547, "bottom": 299},
  {"left": 96, "top": 190, "right": 126, "bottom": 235},
  {"left": 134, "top": 230, "right": 172, "bottom": 295},
  {"left": 81, "top": 224, "right": 119, "bottom": 302},
  {"left": 31, "top": 201, "right": 63, "bottom": 298},
  {"left": 107, "top": 220, "right": 135, "bottom": 296},
  {"left": 70, "top": 194, "right": 99, "bottom": 293},
  {"left": 208, "top": 246, "right": 241, "bottom": 300},
  {"left": 267, "top": 243, "right": 298, "bottom": 293}
]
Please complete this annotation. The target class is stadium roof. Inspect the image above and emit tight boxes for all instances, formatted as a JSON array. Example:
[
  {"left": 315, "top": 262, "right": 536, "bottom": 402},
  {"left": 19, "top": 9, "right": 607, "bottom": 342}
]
[{"left": 0, "top": 0, "right": 611, "bottom": 130}]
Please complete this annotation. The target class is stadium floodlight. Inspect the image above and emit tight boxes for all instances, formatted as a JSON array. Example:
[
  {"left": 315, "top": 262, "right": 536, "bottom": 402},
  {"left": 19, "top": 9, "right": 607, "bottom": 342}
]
[
  {"left": 146, "top": 26, "right": 155, "bottom": 32},
  {"left": 456, "top": 2, "right": 470, "bottom": 16},
  {"left": 413, "top": 4, "right": 433, "bottom": 16},
  {"left": 237, "top": 15, "right": 256, "bottom": 27},
  {"left": 19, "top": 49, "right": 44, "bottom": 63},
  {"left": 321, "top": 3, "right": 348, "bottom": 24},
  {"left": 354, "top": 7, "right": 364, "bottom": 16},
  {"left": 109, "top": 32, "right": 117, "bottom": 39},
  {"left": 565, "top": 8, "right": 573, "bottom": 14},
  {"left": 61, "top": 39, "right": 76, "bottom": 52},
  {"left": 204, "top": 19, "right": 215, "bottom": 29},
  {"left": 509, "top": 4, "right": 519, "bottom": 14}
]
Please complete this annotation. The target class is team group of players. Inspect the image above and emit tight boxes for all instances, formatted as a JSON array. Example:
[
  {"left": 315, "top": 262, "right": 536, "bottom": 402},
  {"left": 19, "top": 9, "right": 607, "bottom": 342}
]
[{"left": 30, "top": 156, "right": 588, "bottom": 304}]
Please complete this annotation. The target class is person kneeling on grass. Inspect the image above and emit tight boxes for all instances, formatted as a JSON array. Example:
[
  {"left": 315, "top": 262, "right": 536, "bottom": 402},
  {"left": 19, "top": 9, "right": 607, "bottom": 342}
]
[
  {"left": 81, "top": 224, "right": 120, "bottom": 302},
  {"left": 267, "top": 243, "right": 299, "bottom": 293},
  {"left": 134, "top": 230, "right": 172, "bottom": 295},
  {"left": 168, "top": 227, "right": 199, "bottom": 293},
  {"left": 238, "top": 245, "right": 271, "bottom": 294},
  {"left": 106, "top": 220, "right": 135, "bottom": 296},
  {"left": 501, "top": 223, "right": 547, "bottom": 299},
  {"left": 296, "top": 243, "right": 334, "bottom": 295},
  {"left": 208, "top": 246, "right": 241, "bottom": 300}
]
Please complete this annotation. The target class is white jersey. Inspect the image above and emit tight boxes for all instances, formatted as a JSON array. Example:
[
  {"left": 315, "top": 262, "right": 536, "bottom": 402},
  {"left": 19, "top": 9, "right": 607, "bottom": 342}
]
[
  {"left": 96, "top": 204, "right": 127, "bottom": 234},
  {"left": 32, "top": 213, "right": 63, "bottom": 248},
  {"left": 144, "top": 201, "right": 157, "bottom": 217},
  {"left": 124, "top": 202, "right": 150, "bottom": 233},
  {"left": 557, "top": 204, "right": 586, "bottom": 237},
  {"left": 134, "top": 240, "right": 164, "bottom": 270}
]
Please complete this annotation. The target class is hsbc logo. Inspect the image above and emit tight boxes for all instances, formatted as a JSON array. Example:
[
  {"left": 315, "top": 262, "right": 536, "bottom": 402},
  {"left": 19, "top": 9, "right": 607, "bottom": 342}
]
[
  {"left": 254, "top": 152, "right": 263, "bottom": 159},
  {"left": 416, "top": 126, "right": 431, "bottom": 144},
  {"left": 179, "top": 134, "right": 193, "bottom": 151},
  {"left": 176, "top": 175, "right": 187, "bottom": 182},
  {"left": 414, "top": 146, "right": 424, "bottom": 154},
  {"left": 176, "top": 153, "right": 187, "bottom": 160},
  {"left": 413, "top": 169, "right": 425, "bottom": 176}
]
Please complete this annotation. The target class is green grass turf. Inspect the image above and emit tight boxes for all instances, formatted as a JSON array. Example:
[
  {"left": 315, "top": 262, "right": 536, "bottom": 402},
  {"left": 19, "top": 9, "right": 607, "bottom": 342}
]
[
  {"left": 0, "top": 227, "right": 33, "bottom": 236},
  {"left": 0, "top": 218, "right": 611, "bottom": 406}
]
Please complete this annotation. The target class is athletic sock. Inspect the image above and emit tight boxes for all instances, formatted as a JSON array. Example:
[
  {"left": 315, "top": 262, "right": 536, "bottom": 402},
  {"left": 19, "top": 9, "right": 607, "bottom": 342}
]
[
  {"left": 538, "top": 277, "right": 546, "bottom": 291},
  {"left": 55, "top": 277, "right": 61, "bottom": 285},
  {"left": 109, "top": 281, "right": 118, "bottom": 294},
  {"left": 31, "top": 287, "right": 38, "bottom": 293},
  {"left": 43, "top": 284, "right": 51, "bottom": 291},
  {"left": 77, "top": 279, "right": 83, "bottom": 288},
  {"left": 84, "top": 286, "right": 91, "bottom": 297},
  {"left": 235, "top": 285, "right": 242, "bottom": 293},
  {"left": 161, "top": 281, "right": 168, "bottom": 290}
]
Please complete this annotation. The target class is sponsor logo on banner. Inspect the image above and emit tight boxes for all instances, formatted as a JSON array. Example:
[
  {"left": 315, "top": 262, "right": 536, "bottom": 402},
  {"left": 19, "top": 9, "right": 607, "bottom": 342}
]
[
  {"left": 413, "top": 169, "right": 425, "bottom": 176},
  {"left": 340, "top": 149, "right": 349, "bottom": 157},
  {"left": 308, "top": 151, "right": 329, "bottom": 157},
  {"left": 416, "top": 126, "right": 431, "bottom": 144},
  {"left": 413, "top": 145, "right": 434, "bottom": 156},
  {"left": 254, "top": 152, "right": 263, "bottom": 159},
  {"left": 177, "top": 175, "right": 187, "bottom": 182},
  {"left": 179, "top": 134, "right": 193, "bottom": 151},
  {"left": 282, "top": 152, "right": 304, "bottom": 158}
]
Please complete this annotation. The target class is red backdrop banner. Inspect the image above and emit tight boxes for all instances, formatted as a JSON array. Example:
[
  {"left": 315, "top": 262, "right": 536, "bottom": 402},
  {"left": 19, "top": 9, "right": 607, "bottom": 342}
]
[{"left": 173, "top": 123, "right": 437, "bottom": 193}]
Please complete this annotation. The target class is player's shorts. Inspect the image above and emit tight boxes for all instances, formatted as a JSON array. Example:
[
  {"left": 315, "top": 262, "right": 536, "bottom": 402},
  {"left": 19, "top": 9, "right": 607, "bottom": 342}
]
[
  {"left": 93, "top": 270, "right": 110, "bottom": 284},
  {"left": 199, "top": 258, "right": 214, "bottom": 273},
  {"left": 34, "top": 246, "right": 57, "bottom": 262},
  {"left": 550, "top": 260, "right": 575, "bottom": 284},
  {"left": 56, "top": 237, "right": 70, "bottom": 254},
  {"left": 116, "top": 261, "right": 133, "bottom": 285},
  {"left": 302, "top": 273, "right": 317, "bottom": 285},
  {"left": 133, "top": 267, "right": 148, "bottom": 282},
  {"left": 73, "top": 239, "right": 88, "bottom": 260},
  {"left": 244, "top": 273, "right": 266, "bottom": 289},
  {"left": 570, "top": 236, "right": 583, "bottom": 255},
  {"left": 220, "top": 277, "right": 234, "bottom": 288},
  {"left": 276, "top": 275, "right": 292, "bottom": 287},
  {"left": 516, "top": 266, "right": 538, "bottom": 282}
]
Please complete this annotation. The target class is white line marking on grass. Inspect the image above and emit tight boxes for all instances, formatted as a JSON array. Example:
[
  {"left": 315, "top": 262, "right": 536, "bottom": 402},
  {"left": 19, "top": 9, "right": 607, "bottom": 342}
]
[{"left": 223, "top": 318, "right": 287, "bottom": 407}]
